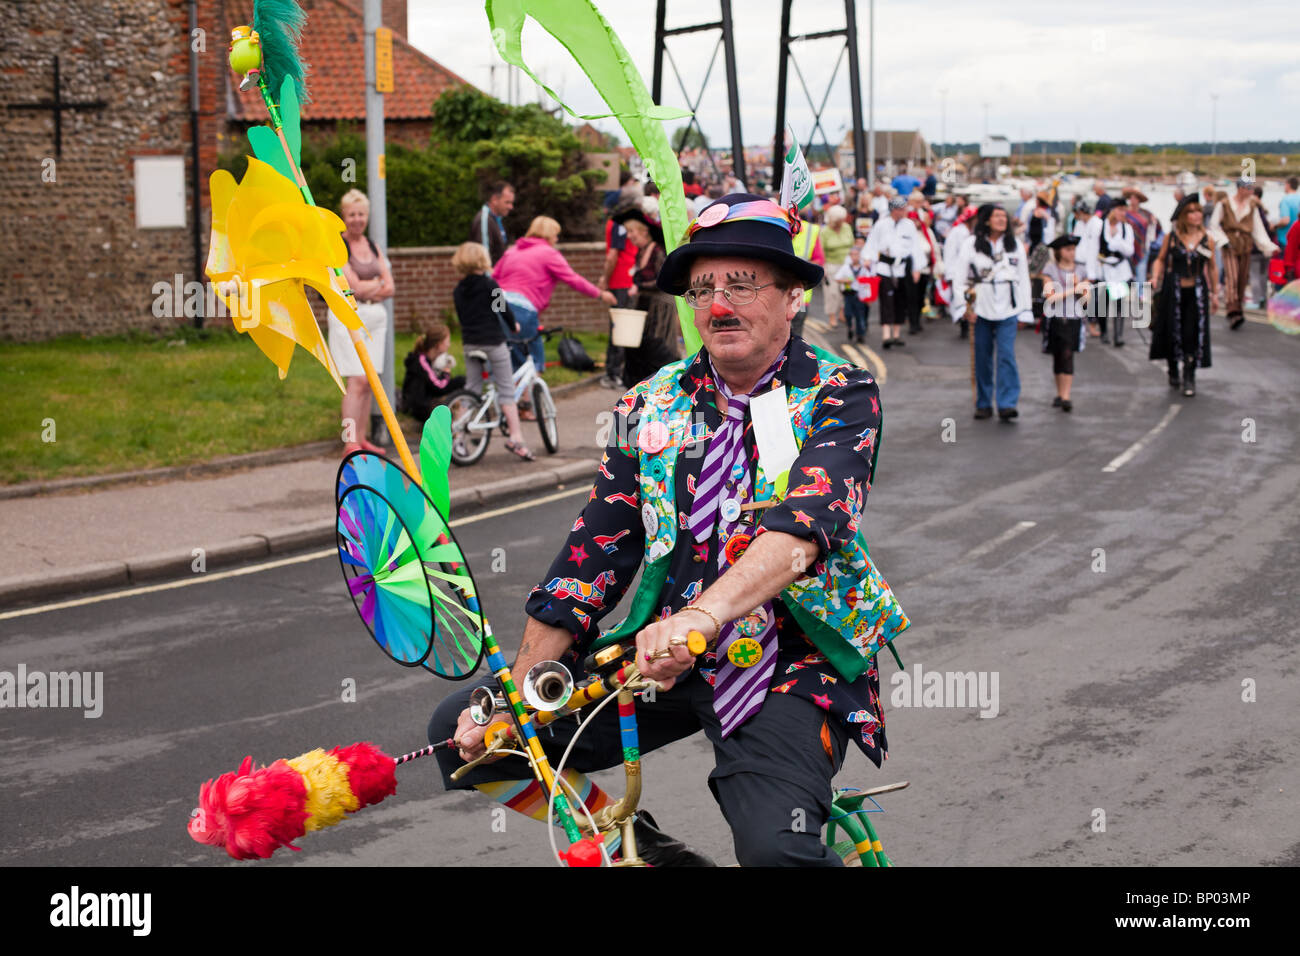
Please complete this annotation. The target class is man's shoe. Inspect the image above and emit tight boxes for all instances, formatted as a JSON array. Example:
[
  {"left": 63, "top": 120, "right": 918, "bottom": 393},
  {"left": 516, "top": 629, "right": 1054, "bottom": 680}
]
[
  {"left": 998, "top": 407, "right": 1019, "bottom": 421},
  {"left": 599, "top": 375, "right": 623, "bottom": 389},
  {"left": 974, "top": 407, "right": 993, "bottom": 420},
  {"left": 631, "top": 810, "right": 715, "bottom": 867},
  {"left": 1113, "top": 339, "right": 1125, "bottom": 348},
  {"left": 1168, "top": 370, "right": 1181, "bottom": 389}
]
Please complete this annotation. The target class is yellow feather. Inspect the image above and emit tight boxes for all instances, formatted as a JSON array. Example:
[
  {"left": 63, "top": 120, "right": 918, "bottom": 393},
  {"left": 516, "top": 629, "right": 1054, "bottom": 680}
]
[{"left": 287, "top": 749, "right": 359, "bottom": 832}]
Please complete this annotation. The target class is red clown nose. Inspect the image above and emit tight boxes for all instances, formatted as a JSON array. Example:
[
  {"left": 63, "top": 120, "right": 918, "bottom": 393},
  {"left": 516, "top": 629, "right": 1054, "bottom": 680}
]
[{"left": 709, "top": 298, "right": 732, "bottom": 318}]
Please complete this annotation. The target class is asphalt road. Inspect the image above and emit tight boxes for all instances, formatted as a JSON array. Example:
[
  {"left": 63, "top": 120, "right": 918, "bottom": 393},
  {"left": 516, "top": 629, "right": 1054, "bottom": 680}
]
[{"left": 3, "top": 311, "right": 1297, "bottom": 867}]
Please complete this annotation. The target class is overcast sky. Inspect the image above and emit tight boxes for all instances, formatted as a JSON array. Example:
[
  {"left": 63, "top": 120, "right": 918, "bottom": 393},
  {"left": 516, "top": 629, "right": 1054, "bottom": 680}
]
[{"left": 409, "top": 0, "right": 1300, "bottom": 150}]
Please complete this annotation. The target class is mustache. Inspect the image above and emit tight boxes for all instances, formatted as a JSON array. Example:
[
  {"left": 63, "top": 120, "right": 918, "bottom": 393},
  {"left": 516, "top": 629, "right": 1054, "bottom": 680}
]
[{"left": 709, "top": 316, "right": 742, "bottom": 330}]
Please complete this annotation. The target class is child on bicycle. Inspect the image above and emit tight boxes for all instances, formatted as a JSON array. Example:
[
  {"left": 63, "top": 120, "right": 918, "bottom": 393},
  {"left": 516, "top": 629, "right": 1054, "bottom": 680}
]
[
  {"left": 399, "top": 318, "right": 465, "bottom": 424},
  {"left": 452, "top": 242, "right": 536, "bottom": 461}
]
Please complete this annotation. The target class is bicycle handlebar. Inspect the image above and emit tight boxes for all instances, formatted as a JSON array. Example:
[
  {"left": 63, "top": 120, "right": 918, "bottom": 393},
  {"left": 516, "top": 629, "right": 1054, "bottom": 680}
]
[{"left": 451, "top": 630, "right": 709, "bottom": 781}]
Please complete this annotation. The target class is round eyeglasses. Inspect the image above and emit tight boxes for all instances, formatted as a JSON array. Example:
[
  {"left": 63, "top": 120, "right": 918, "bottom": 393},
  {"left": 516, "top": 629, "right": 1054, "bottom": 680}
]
[{"left": 682, "top": 282, "right": 774, "bottom": 310}]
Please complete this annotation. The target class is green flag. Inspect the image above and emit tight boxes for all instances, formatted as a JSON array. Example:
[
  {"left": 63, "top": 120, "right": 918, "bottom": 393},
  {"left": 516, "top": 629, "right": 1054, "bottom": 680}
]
[
  {"left": 485, "top": 0, "right": 702, "bottom": 354},
  {"left": 780, "top": 127, "right": 815, "bottom": 211}
]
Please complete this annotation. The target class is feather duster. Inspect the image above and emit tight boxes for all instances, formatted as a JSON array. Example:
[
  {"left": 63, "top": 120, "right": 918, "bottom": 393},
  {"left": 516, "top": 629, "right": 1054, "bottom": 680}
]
[
  {"left": 189, "top": 743, "right": 398, "bottom": 860},
  {"left": 252, "top": 0, "right": 311, "bottom": 104}
]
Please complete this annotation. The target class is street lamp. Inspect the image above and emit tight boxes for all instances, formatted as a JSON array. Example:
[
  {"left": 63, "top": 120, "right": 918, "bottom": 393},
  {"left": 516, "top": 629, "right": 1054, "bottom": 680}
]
[{"left": 939, "top": 87, "right": 947, "bottom": 159}]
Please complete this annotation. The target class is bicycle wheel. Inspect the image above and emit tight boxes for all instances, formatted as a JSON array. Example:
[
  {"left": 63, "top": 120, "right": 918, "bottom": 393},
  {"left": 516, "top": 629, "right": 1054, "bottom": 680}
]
[
  {"left": 445, "top": 389, "right": 490, "bottom": 466},
  {"left": 533, "top": 381, "right": 559, "bottom": 454}
]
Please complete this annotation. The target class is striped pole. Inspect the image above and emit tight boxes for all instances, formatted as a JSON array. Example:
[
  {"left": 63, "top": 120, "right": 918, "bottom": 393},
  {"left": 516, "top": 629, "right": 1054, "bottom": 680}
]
[
  {"left": 480, "top": 625, "right": 583, "bottom": 846},
  {"left": 395, "top": 740, "right": 453, "bottom": 766}
]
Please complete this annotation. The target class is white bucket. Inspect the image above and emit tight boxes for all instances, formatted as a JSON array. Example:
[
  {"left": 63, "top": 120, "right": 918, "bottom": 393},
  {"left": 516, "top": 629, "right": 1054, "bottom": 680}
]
[{"left": 609, "top": 308, "right": 647, "bottom": 347}]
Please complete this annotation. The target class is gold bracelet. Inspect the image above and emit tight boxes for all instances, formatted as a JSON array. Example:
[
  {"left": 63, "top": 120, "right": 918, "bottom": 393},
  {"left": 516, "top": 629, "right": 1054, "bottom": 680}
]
[{"left": 681, "top": 605, "right": 723, "bottom": 641}]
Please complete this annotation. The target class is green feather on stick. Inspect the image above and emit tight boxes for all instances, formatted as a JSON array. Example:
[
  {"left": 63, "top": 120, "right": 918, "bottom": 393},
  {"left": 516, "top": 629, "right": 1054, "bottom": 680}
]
[{"left": 252, "top": 0, "right": 311, "bottom": 105}]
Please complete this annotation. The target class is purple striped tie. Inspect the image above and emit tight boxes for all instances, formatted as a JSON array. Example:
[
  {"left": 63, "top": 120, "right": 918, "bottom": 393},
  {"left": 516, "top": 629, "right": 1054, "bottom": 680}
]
[
  {"left": 687, "top": 362, "right": 777, "bottom": 543},
  {"left": 686, "top": 359, "right": 781, "bottom": 737}
]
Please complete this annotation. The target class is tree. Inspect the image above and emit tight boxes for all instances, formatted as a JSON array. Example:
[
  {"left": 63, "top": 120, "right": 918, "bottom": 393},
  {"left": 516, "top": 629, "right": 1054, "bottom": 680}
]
[
  {"left": 672, "top": 125, "right": 709, "bottom": 152},
  {"left": 215, "top": 89, "right": 607, "bottom": 248},
  {"left": 1080, "top": 142, "right": 1117, "bottom": 155}
]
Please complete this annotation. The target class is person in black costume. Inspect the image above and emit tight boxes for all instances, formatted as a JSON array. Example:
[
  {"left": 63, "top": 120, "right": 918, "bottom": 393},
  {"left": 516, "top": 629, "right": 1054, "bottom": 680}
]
[{"left": 1149, "top": 196, "right": 1220, "bottom": 398}]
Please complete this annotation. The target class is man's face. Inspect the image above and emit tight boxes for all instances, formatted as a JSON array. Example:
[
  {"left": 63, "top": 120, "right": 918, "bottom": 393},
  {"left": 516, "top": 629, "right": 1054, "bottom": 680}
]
[
  {"left": 890, "top": 207, "right": 904, "bottom": 222},
  {"left": 687, "top": 257, "right": 799, "bottom": 367},
  {"left": 489, "top": 187, "right": 515, "bottom": 216}
]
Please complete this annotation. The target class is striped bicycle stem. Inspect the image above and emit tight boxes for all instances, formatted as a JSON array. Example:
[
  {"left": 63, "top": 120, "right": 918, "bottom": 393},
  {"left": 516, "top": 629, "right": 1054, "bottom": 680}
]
[
  {"left": 250, "top": 74, "right": 422, "bottom": 484},
  {"left": 481, "top": 629, "right": 583, "bottom": 845}
]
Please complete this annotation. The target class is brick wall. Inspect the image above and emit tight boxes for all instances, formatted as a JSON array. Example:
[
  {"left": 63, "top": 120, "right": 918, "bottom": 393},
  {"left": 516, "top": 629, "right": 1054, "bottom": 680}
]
[
  {"left": 389, "top": 242, "right": 612, "bottom": 336},
  {"left": 1, "top": 0, "right": 224, "bottom": 341}
]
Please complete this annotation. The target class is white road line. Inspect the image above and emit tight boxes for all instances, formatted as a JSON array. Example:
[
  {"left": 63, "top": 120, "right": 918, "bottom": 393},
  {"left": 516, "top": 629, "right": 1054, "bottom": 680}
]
[
  {"left": 961, "top": 520, "right": 1038, "bottom": 561},
  {"left": 805, "top": 318, "right": 829, "bottom": 333},
  {"left": 842, "top": 341, "right": 888, "bottom": 384},
  {"left": 901, "top": 520, "right": 1038, "bottom": 587},
  {"left": 0, "top": 484, "right": 593, "bottom": 621},
  {"left": 1102, "top": 405, "right": 1181, "bottom": 473}
]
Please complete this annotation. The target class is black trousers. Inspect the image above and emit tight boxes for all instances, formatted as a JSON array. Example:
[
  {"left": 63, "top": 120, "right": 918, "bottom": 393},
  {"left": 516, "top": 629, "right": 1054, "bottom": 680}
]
[
  {"left": 429, "top": 669, "right": 850, "bottom": 866},
  {"left": 877, "top": 275, "right": 903, "bottom": 325}
]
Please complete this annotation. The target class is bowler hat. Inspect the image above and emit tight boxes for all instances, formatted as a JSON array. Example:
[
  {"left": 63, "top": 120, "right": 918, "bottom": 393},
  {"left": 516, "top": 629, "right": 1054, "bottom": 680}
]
[
  {"left": 1047, "top": 235, "right": 1080, "bottom": 250},
  {"left": 657, "top": 193, "right": 824, "bottom": 295}
]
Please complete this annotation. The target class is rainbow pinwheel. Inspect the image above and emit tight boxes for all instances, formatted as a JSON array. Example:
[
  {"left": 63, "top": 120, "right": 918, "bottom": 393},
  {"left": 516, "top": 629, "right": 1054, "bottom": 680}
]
[
  {"left": 334, "top": 407, "right": 485, "bottom": 679},
  {"left": 206, "top": 157, "right": 361, "bottom": 392}
]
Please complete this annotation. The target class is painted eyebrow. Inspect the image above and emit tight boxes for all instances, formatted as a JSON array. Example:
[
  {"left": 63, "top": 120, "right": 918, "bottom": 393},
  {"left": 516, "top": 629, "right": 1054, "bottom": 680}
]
[
  {"left": 723, "top": 270, "right": 759, "bottom": 283},
  {"left": 689, "top": 272, "right": 715, "bottom": 288}
]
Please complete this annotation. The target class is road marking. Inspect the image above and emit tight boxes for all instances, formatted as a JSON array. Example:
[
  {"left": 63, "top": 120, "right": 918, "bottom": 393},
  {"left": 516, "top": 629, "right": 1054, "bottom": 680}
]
[
  {"left": 805, "top": 318, "right": 829, "bottom": 333},
  {"left": 842, "top": 341, "right": 887, "bottom": 384},
  {"left": 1102, "top": 405, "right": 1181, "bottom": 473},
  {"left": 901, "top": 520, "right": 1038, "bottom": 587},
  {"left": 961, "top": 520, "right": 1038, "bottom": 561},
  {"left": 0, "top": 485, "right": 593, "bottom": 621}
]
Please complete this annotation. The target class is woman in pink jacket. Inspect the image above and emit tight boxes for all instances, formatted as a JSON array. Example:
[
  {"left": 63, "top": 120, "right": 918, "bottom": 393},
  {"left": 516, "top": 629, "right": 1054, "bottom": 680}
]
[{"left": 492, "top": 216, "right": 616, "bottom": 377}]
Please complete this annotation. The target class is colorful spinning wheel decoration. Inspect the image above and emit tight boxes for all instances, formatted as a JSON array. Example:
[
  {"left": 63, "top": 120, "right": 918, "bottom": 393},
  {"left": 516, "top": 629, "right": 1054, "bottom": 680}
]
[{"left": 335, "top": 451, "right": 485, "bottom": 679}]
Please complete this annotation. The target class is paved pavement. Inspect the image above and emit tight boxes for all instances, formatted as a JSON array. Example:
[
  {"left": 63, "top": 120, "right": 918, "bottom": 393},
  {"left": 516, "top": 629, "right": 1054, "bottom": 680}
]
[
  {"left": 2, "top": 301, "right": 1296, "bottom": 867},
  {"left": 0, "top": 378, "right": 615, "bottom": 608}
]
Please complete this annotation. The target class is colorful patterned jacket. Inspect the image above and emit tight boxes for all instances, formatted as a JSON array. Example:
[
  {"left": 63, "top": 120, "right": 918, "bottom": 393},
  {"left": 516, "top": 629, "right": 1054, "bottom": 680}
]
[{"left": 594, "top": 340, "right": 910, "bottom": 680}]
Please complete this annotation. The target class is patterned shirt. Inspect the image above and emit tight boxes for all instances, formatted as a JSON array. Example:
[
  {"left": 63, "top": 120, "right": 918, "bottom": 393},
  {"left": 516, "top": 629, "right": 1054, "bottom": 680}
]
[{"left": 524, "top": 337, "right": 891, "bottom": 766}]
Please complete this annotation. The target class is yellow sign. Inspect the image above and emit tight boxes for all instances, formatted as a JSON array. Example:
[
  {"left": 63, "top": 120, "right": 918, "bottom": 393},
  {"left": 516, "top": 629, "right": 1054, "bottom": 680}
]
[
  {"left": 375, "top": 27, "right": 394, "bottom": 93},
  {"left": 377, "top": 153, "right": 386, "bottom": 179}
]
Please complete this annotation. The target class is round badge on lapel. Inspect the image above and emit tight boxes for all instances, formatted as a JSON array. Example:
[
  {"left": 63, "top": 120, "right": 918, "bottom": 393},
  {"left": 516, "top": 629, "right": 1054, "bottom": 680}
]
[
  {"left": 726, "top": 636, "right": 763, "bottom": 668},
  {"left": 720, "top": 498, "right": 741, "bottom": 524},
  {"left": 641, "top": 502, "right": 659, "bottom": 536},
  {"left": 638, "top": 420, "right": 669, "bottom": 454},
  {"left": 735, "top": 607, "right": 767, "bottom": 637},
  {"left": 647, "top": 458, "right": 667, "bottom": 482},
  {"left": 724, "top": 532, "right": 752, "bottom": 565}
]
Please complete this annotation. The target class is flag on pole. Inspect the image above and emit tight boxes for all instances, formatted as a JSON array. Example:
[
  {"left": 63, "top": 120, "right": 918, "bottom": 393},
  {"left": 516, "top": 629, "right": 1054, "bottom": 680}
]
[{"left": 779, "top": 127, "right": 815, "bottom": 212}]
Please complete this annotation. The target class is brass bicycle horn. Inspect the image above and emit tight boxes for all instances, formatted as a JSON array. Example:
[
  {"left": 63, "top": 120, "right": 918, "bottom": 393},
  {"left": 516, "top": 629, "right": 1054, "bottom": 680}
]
[{"left": 522, "top": 660, "right": 574, "bottom": 712}]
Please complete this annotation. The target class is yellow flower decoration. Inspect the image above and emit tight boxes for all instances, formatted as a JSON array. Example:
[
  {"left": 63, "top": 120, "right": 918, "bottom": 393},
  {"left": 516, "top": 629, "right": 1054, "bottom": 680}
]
[{"left": 207, "top": 156, "right": 364, "bottom": 392}]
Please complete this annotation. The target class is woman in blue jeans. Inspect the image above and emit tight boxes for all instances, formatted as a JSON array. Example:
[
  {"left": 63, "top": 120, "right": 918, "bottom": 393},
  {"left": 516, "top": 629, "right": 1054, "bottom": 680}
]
[{"left": 952, "top": 205, "right": 1034, "bottom": 420}]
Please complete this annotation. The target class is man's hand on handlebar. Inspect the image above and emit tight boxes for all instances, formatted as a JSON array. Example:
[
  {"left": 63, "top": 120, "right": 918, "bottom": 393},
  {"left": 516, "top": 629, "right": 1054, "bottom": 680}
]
[
  {"left": 635, "top": 608, "right": 717, "bottom": 691},
  {"left": 452, "top": 707, "right": 504, "bottom": 764}
]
